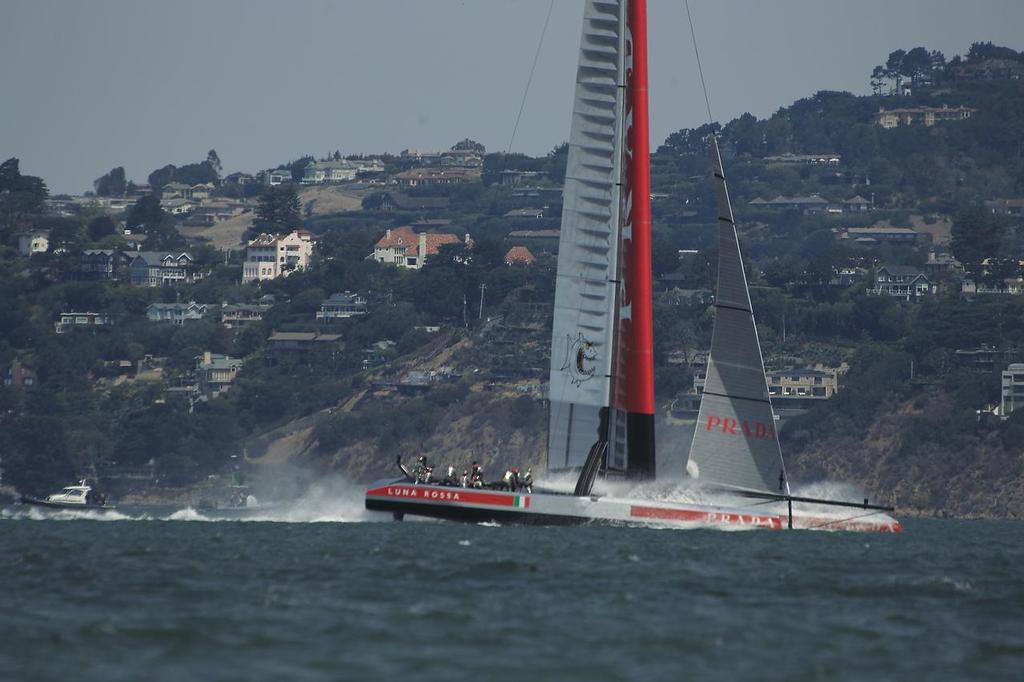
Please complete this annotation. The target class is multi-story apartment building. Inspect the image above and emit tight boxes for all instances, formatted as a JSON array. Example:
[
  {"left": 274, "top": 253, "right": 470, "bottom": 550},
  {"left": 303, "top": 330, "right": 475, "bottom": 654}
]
[{"left": 241, "top": 230, "right": 315, "bottom": 283}]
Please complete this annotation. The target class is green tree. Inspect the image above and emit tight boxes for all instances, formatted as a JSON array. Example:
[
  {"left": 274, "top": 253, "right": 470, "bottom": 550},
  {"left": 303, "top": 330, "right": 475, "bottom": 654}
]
[
  {"left": 870, "top": 65, "right": 887, "bottom": 95},
  {"left": 546, "top": 143, "right": 568, "bottom": 184},
  {"left": 125, "top": 194, "right": 166, "bottom": 232},
  {"left": 87, "top": 215, "right": 118, "bottom": 242},
  {"left": 903, "top": 47, "right": 932, "bottom": 85},
  {"left": 885, "top": 49, "right": 907, "bottom": 91},
  {"left": 147, "top": 164, "right": 176, "bottom": 191},
  {"left": 0, "top": 158, "right": 48, "bottom": 234},
  {"left": 93, "top": 166, "right": 127, "bottom": 196},
  {"left": 254, "top": 185, "right": 302, "bottom": 233},
  {"left": 206, "top": 149, "right": 222, "bottom": 176},
  {"left": 173, "top": 162, "right": 218, "bottom": 186},
  {"left": 951, "top": 205, "right": 1006, "bottom": 278}
]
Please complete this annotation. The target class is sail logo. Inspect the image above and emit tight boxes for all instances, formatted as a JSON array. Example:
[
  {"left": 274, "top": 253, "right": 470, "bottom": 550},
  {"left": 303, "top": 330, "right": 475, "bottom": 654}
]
[
  {"left": 561, "top": 332, "right": 597, "bottom": 385},
  {"left": 705, "top": 415, "right": 775, "bottom": 439}
]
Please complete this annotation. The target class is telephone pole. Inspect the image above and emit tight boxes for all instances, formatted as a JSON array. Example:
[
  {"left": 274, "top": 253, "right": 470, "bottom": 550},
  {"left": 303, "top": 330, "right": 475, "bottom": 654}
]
[{"left": 478, "top": 283, "right": 486, "bottom": 320}]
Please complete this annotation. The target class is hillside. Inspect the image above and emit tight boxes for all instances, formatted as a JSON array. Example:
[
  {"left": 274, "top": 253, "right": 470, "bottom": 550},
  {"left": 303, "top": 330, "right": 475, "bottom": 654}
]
[{"left": 3, "top": 43, "right": 1024, "bottom": 518}]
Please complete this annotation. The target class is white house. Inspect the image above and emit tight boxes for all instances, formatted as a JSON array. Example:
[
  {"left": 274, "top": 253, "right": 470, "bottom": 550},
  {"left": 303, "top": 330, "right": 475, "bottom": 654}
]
[
  {"left": 1001, "top": 363, "right": 1024, "bottom": 419},
  {"left": 18, "top": 229, "right": 50, "bottom": 255},
  {"left": 146, "top": 302, "right": 209, "bottom": 324},
  {"left": 242, "top": 230, "right": 315, "bottom": 283},
  {"left": 372, "top": 225, "right": 468, "bottom": 270},
  {"left": 869, "top": 265, "right": 933, "bottom": 301}
]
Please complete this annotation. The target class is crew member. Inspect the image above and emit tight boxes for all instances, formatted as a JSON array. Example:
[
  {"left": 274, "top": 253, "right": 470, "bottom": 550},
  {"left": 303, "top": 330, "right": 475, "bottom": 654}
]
[
  {"left": 414, "top": 455, "right": 432, "bottom": 484},
  {"left": 460, "top": 469, "right": 469, "bottom": 488},
  {"left": 522, "top": 467, "right": 533, "bottom": 493},
  {"left": 470, "top": 461, "right": 484, "bottom": 488},
  {"left": 503, "top": 468, "right": 517, "bottom": 492}
]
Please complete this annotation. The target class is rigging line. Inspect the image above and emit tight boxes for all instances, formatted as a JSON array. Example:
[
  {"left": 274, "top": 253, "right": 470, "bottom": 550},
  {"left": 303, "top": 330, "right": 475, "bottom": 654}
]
[
  {"left": 506, "top": 0, "right": 555, "bottom": 156},
  {"left": 684, "top": 0, "right": 715, "bottom": 126}
]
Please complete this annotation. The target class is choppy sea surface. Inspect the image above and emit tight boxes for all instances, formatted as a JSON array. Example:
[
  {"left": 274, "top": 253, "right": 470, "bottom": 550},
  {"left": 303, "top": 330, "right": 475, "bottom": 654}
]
[{"left": 1, "top": 498, "right": 1022, "bottom": 682}]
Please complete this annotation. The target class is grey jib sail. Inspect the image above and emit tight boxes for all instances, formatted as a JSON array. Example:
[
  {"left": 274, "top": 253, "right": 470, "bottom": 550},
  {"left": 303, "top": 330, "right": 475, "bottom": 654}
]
[
  {"left": 547, "top": 0, "right": 627, "bottom": 472},
  {"left": 686, "top": 136, "right": 788, "bottom": 494}
]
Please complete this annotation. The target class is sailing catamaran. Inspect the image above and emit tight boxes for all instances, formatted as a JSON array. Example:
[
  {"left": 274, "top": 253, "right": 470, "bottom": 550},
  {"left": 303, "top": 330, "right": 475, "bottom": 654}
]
[{"left": 365, "top": 0, "right": 900, "bottom": 532}]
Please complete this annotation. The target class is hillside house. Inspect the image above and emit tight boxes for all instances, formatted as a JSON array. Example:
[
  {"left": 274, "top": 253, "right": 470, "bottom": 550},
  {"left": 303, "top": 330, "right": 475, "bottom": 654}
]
[
  {"left": 266, "top": 331, "right": 344, "bottom": 364},
  {"left": 504, "top": 246, "right": 536, "bottom": 266},
  {"left": 504, "top": 229, "right": 560, "bottom": 252},
  {"left": 395, "top": 167, "right": 474, "bottom": 188},
  {"left": 224, "top": 172, "right": 255, "bottom": 185},
  {"left": 829, "top": 267, "right": 867, "bottom": 287},
  {"left": 55, "top": 312, "right": 114, "bottom": 334},
  {"left": 985, "top": 199, "right": 1024, "bottom": 217},
  {"left": 190, "top": 183, "right": 214, "bottom": 201},
  {"left": 767, "top": 367, "right": 840, "bottom": 400},
  {"left": 17, "top": 229, "right": 50, "bottom": 255},
  {"left": 372, "top": 225, "right": 468, "bottom": 269},
  {"left": 302, "top": 160, "right": 358, "bottom": 184},
  {"left": 195, "top": 352, "right": 243, "bottom": 397},
  {"left": 161, "top": 198, "right": 195, "bottom": 216},
  {"left": 955, "top": 346, "right": 1018, "bottom": 374},
  {"left": 241, "top": 230, "right": 315, "bottom": 283},
  {"left": 219, "top": 303, "right": 271, "bottom": 329},
  {"left": 316, "top": 292, "right": 368, "bottom": 321},
  {"left": 161, "top": 182, "right": 192, "bottom": 200},
  {"left": 875, "top": 104, "right": 976, "bottom": 129},
  {"left": 961, "top": 278, "right": 1024, "bottom": 297},
  {"left": 504, "top": 207, "right": 545, "bottom": 219},
  {"left": 870, "top": 265, "right": 933, "bottom": 301},
  {"left": 840, "top": 226, "right": 920, "bottom": 245},
  {"left": 923, "top": 250, "right": 962, "bottom": 276},
  {"left": 3, "top": 357, "right": 37, "bottom": 389},
  {"left": 264, "top": 169, "right": 292, "bottom": 186},
  {"left": 1001, "top": 363, "right": 1024, "bottom": 419},
  {"left": 79, "top": 249, "right": 126, "bottom": 280},
  {"left": 747, "top": 195, "right": 830, "bottom": 213},
  {"left": 844, "top": 195, "right": 872, "bottom": 211},
  {"left": 146, "top": 301, "right": 209, "bottom": 324},
  {"left": 129, "top": 251, "right": 196, "bottom": 286}
]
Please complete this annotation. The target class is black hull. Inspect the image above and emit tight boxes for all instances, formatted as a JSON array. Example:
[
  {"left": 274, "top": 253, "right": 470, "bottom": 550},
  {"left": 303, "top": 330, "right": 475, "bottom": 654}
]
[{"left": 365, "top": 497, "right": 586, "bottom": 526}]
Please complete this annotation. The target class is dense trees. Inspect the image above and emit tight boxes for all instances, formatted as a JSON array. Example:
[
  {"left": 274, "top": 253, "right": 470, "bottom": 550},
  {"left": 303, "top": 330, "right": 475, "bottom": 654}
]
[
  {"left": 254, "top": 185, "right": 302, "bottom": 233},
  {"left": 950, "top": 205, "right": 1007, "bottom": 278},
  {"left": 144, "top": 151, "right": 221, "bottom": 191},
  {"left": 0, "top": 158, "right": 47, "bottom": 234},
  {"left": 93, "top": 166, "right": 126, "bottom": 196}
]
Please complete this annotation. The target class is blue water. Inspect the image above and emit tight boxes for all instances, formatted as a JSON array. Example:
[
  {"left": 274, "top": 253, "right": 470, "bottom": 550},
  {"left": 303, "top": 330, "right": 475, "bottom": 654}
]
[{"left": 1, "top": 508, "right": 1021, "bottom": 681}]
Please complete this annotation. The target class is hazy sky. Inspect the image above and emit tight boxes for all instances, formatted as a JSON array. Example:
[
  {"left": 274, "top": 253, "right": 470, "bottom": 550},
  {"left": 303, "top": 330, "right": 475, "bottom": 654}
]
[{"left": 3, "top": 0, "right": 1022, "bottom": 194}]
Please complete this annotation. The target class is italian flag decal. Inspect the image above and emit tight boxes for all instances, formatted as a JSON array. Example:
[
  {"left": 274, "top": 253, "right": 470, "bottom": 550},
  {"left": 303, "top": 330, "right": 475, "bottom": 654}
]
[{"left": 513, "top": 495, "right": 530, "bottom": 509}]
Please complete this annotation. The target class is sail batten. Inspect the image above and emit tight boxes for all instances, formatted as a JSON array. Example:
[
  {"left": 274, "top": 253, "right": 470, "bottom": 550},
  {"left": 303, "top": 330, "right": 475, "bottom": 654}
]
[
  {"left": 687, "top": 136, "right": 787, "bottom": 494},
  {"left": 547, "top": 0, "right": 628, "bottom": 472}
]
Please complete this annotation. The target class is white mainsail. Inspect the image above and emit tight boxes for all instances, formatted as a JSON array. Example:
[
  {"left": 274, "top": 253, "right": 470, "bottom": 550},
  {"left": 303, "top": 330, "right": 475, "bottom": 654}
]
[
  {"left": 687, "top": 136, "right": 788, "bottom": 494},
  {"left": 547, "top": 0, "right": 628, "bottom": 472}
]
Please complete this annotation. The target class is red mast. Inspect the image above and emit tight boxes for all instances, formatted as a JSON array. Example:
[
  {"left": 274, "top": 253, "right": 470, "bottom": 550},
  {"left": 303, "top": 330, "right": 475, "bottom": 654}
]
[{"left": 615, "top": 0, "right": 656, "bottom": 478}]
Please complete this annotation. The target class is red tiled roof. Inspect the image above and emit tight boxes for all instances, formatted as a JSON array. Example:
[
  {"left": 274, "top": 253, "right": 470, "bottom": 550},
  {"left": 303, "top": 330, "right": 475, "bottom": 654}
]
[
  {"left": 505, "top": 245, "right": 535, "bottom": 265},
  {"left": 375, "top": 226, "right": 462, "bottom": 257},
  {"left": 423, "top": 233, "right": 460, "bottom": 256},
  {"left": 375, "top": 226, "right": 417, "bottom": 253}
]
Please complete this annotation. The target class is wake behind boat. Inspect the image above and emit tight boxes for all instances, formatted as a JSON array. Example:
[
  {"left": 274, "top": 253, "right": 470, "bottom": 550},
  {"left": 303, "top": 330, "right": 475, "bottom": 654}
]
[
  {"left": 20, "top": 480, "right": 114, "bottom": 511},
  {"left": 365, "top": 0, "right": 901, "bottom": 533}
]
